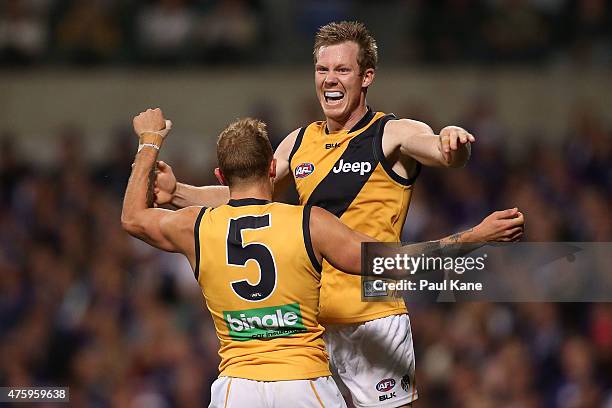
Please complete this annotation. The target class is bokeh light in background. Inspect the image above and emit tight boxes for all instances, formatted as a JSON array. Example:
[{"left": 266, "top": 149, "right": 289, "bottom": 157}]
[{"left": 1, "top": 1, "right": 611, "bottom": 407}]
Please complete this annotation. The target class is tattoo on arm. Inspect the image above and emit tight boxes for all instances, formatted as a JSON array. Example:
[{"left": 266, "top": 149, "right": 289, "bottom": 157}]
[{"left": 446, "top": 228, "right": 474, "bottom": 244}]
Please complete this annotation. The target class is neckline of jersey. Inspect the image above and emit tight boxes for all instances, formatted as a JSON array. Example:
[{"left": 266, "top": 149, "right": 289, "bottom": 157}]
[
  {"left": 324, "top": 106, "right": 375, "bottom": 135},
  {"left": 228, "top": 198, "right": 271, "bottom": 207}
]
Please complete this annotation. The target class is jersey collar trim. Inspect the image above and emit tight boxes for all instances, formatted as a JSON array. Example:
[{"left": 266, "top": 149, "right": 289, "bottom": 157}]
[
  {"left": 228, "top": 198, "right": 271, "bottom": 207},
  {"left": 324, "top": 106, "right": 375, "bottom": 135}
]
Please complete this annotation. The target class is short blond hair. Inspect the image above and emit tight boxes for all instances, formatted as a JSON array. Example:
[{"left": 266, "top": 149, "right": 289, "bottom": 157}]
[
  {"left": 217, "top": 118, "right": 273, "bottom": 186},
  {"left": 313, "top": 21, "right": 378, "bottom": 74}
]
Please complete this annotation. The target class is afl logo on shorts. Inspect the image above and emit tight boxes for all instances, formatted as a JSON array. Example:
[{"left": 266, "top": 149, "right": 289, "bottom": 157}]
[
  {"left": 294, "top": 163, "right": 315, "bottom": 179},
  {"left": 376, "top": 378, "right": 396, "bottom": 392}
]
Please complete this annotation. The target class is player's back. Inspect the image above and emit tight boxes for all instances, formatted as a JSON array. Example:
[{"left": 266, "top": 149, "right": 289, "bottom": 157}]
[{"left": 194, "top": 198, "right": 329, "bottom": 381}]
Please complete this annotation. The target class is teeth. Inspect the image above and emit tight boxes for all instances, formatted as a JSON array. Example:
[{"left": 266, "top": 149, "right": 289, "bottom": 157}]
[{"left": 325, "top": 91, "right": 343, "bottom": 98}]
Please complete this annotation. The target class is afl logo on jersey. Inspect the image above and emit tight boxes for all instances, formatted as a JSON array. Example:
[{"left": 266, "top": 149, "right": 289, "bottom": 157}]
[{"left": 294, "top": 162, "right": 315, "bottom": 178}]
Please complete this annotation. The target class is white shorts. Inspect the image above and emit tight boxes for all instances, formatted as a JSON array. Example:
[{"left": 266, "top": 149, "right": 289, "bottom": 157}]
[
  {"left": 324, "top": 314, "right": 418, "bottom": 408},
  {"left": 209, "top": 376, "right": 347, "bottom": 408}
]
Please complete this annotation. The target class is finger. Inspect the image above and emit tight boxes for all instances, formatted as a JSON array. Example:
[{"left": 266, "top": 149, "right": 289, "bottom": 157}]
[
  {"left": 501, "top": 216, "right": 524, "bottom": 228},
  {"left": 504, "top": 226, "right": 523, "bottom": 237},
  {"left": 467, "top": 133, "right": 476, "bottom": 143},
  {"left": 157, "top": 160, "right": 169, "bottom": 171},
  {"left": 459, "top": 131, "right": 468, "bottom": 144},
  {"left": 496, "top": 208, "right": 519, "bottom": 219},
  {"left": 450, "top": 131, "right": 458, "bottom": 150},
  {"left": 509, "top": 231, "right": 523, "bottom": 242},
  {"left": 441, "top": 134, "right": 450, "bottom": 153}
]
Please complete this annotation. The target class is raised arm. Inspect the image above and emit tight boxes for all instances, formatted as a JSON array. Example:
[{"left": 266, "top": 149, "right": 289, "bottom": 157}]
[
  {"left": 121, "top": 108, "right": 199, "bottom": 268},
  {"left": 382, "top": 119, "right": 475, "bottom": 168},
  {"left": 154, "top": 128, "right": 301, "bottom": 207}
]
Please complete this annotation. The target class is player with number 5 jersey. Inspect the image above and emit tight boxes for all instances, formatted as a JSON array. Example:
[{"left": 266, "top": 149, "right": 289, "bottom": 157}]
[{"left": 195, "top": 200, "right": 329, "bottom": 381}]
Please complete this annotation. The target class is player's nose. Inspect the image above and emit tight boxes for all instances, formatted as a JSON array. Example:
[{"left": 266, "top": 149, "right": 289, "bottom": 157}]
[{"left": 324, "top": 73, "right": 338, "bottom": 86}]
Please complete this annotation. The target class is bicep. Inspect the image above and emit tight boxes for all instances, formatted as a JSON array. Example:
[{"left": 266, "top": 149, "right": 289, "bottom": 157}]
[{"left": 386, "top": 119, "right": 444, "bottom": 167}]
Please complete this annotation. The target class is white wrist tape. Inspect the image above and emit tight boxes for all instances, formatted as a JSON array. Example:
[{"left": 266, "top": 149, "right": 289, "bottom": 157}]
[{"left": 138, "top": 143, "right": 160, "bottom": 152}]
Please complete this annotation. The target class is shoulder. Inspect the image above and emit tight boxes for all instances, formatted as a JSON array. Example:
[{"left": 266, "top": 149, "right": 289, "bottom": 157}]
[
  {"left": 275, "top": 127, "right": 302, "bottom": 159},
  {"left": 160, "top": 206, "right": 205, "bottom": 235},
  {"left": 308, "top": 206, "right": 337, "bottom": 230}
]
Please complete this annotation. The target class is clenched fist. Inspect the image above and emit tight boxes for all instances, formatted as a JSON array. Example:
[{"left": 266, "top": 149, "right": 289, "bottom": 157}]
[
  {"left": 133, "top": 108, "right": 173, "bottom": 140},
  {"left": 473, "top": 208, "right": 525, "bottom": 242}
]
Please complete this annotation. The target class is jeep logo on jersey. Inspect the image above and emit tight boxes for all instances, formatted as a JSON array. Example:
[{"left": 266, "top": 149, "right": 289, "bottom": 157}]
[
  {"left": 294, "top": 163, "right": 315, "bottom": 178},
  {"left": 224, "top": 303, "right": 307, "bottom": 341},
  {"left": 331, "top": 159, "right": 372, "bottom": 176},
  {"left": 376, "top": 379, "right": 396, "bottom": 392}
]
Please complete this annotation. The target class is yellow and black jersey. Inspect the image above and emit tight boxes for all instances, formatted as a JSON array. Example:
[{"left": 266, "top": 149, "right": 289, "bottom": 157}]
[
  {"left": 289, "top": 108, "right": 420, "bottom": 324},
  {"left": 193, "top": 199, "right": 330, "bottom": 381}
]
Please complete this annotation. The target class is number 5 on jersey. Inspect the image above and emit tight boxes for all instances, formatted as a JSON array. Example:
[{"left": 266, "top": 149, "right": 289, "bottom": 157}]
[{"left": 227, "top": 214, "right": 277, "bottom": 301}]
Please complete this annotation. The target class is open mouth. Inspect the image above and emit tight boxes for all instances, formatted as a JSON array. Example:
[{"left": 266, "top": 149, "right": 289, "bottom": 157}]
[{"left": 324, "top": 91, "right": 345, "bottom": 105}]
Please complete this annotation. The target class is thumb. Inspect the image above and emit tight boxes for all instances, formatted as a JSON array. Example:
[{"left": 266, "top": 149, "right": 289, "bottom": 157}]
[
  {"left": 157, "top": 120, "right": 173, "bottom": 138},
  {"left": 157, "top": 160, "right": 169, "bottom": 171}
]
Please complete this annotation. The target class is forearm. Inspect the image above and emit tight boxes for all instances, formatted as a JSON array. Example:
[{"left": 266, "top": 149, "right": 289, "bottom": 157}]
[
  {"left": 399, "top": 133, "right": 469, "bottom": 168},
  {"left": 122, "top": 147, "right": 158, "bottom": 231},
  {"left": 437, "top": 226, "right": 484, "bottom": 256},
  {"left": 399, "top": 132, "right": 446, "bottom": 167},
  {"left": 172, "top": 183, "right": 229, "bottom": 208},
  {"left": 440, "top": 227, "right": 476, "bottom": 245}
]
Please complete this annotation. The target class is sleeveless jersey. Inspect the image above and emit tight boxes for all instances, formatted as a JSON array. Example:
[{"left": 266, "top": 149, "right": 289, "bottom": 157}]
[
  {"left": 194, "top": 198, "right": 330, "bottom": 381},
  {"left": 288, "top": 109, "right": 420, "bottom": 324}
]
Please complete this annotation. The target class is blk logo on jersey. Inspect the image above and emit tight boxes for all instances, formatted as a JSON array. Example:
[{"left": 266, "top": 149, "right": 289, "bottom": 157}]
[
  {"left": 376, "top": 379, "right": 396, "bottom": 392},
  {"left": 294, "top": 163, "right": 315, "bottom": 179},
  {"left": 332, "top": 159, "right": 372, "bottom": 176}
]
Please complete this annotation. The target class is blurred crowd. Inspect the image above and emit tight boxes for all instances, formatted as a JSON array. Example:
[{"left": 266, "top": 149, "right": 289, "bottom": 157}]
[
  {"left": 0, "top": 0, "right": 611, "bottom": 67},
  {"left": 1, "top": 94, "right": 610, "bottom": 406}
]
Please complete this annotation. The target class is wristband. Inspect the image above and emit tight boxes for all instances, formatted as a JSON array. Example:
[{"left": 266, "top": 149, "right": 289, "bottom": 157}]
[{"left": 138, "top": 143, "right": 160, "bottom": 152}]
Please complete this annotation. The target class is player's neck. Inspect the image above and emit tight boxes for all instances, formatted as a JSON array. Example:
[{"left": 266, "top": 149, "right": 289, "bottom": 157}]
[
  {"left": 326, "top": 104, "right": 368, "bottom": 133},
  {"left": 228, "top": 179, "right": 273, "bottom": 202}
]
